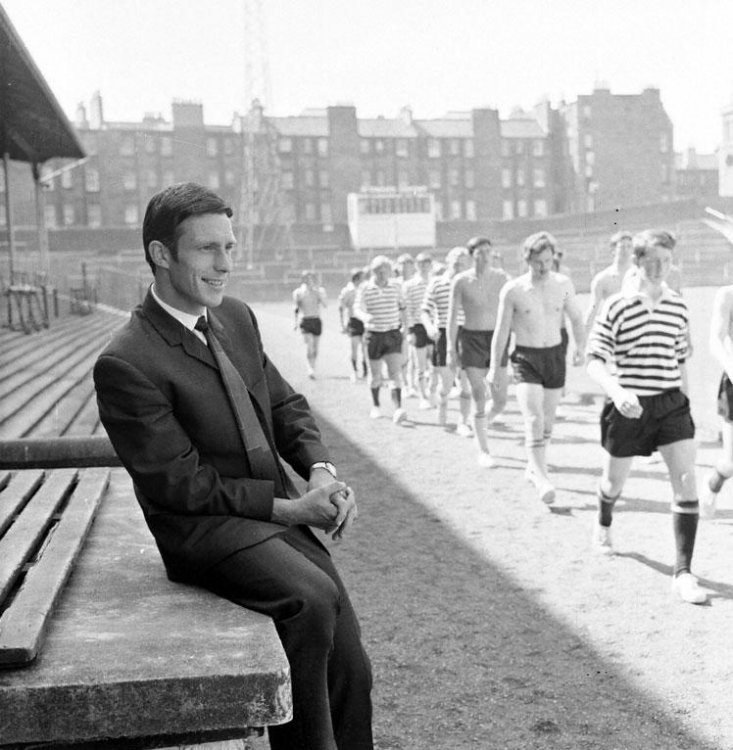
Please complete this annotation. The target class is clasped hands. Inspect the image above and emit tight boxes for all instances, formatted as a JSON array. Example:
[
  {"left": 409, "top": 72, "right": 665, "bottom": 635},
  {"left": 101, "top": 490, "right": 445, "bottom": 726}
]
[{"left": 304, "top": 475, "right": 358, "bottom": 540}]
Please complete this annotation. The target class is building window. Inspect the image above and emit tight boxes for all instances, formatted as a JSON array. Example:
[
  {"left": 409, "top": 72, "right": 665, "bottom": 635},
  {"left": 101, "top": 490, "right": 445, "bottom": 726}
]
[
  {"left": 123, "top": 172, "right": 137, "bottom": 191},
  {"left": 427, "top": 138, "right": 441, "bottom": 158},
  {"left": 584, "top": 163, "right": 593, "bottom": 178},
  {"left": 319, "top": 169, "right": 329, "bottom": 187},
  {"left": 449, "top": 139, "right": 461, "bottom": 156},
  {"left": 85, "top": 167, "right": 100, "bottom": 192},
  {"left": 464, "top": 169, "right": 475, "bottom": 189},
  {"left": 146, "top": 170, "right": 158, "bottom": 189},
  {"left": 282, "top": 171, "right": 294, "bottom": 189},
  {"left": 533, "top": 168, "right": 545, "bottom": 188},
  {"left": 305, "top": 203, "right": 317, "bottom": 221},
  {"left": 87, "top": 204, "right": 102, "bottom": 228},
  {"left": 224, "top": 169, "right": 236, "bottom": 187},
  {"left": 124, "top": 204, "right": 138, "bottom": 225},
  {"left": 361, "top": 170, "right": 371, "bottom": 188},
  {"left": 206, "top": 138, "right": 218, "bottom": 157},
  {"left": 517, "top": 199, "right": 528, "bottom": 218},
  {"left": 63, "top": 204, "right": 75, "bottom": 226},
  {"left": 224, "top": 138, "right": 234, "bottom": 155},
  {"left": 533, "top": 140, "right": 544, "bottom": 157},
  {"left": 515, "top": 141, "right": 524, "bottom": 155},
  {"left": 44, "top": 204, "right": 56, "bottom": 228},
  {"left": 304, "top": 169, "right": 315, "bottom": 187},
  {"left": 429, "top": 169, "right": 441, "bottom": 189},
  {"left": 585, "top": 150, "right": 595, "bottom": 165},
  {"left": 321, "top": 202, "right": 332, "bottom": 225},
  {"left": 516, "top": 169, "right": 525, "bottom": 187},
  {"left": 502, "top": 200, "right": 514, "bottom": 220},
  {"left": 582, "top": 104, "right": 592, "bottom": 120},
  {"left": 374, "top": 139, "right": 385, "bottom": 154},
  {"left": 41, "top": 167, "right": 54, "bottom": 191},
  {"left": 317, "top": 138, "right": 328, "bottom": 157},
  {"left": 119, "top": 136, "right": 135, "bottom": 156},
  {"left": 161, "top": 137, "right": 173, "bottom": 156},
  {"left": 501, "top": 168, "right": 512, "bottom": 189},
  {"left": 449, "top": 168, "right": 460, "bottom": 187},
  {"left": 464, "top": 139, "right": 474, "bottom": 158},
  {"left": 279, "top": 138, "right": 292, "bottom": 153},
  {"left": 465, "top": 199, "right": 476, "bottom": 221},
  {"left": 208, "top": 172, "right": 220, "bottom": 190},
  {"left": 501, "top": 140, "right": 511, "bottom": 157},
  {"left": 144, "top": 136, "right": 156, "bottom": 154},
  {"left": 450, "top": 200, "right": 462, "bottom": 219},
  {"left": 398, "top": 168, "right": 409, "bottom": 189},
  {"left": 534, "top": 199, "right": 547, "bottom": 217},
  {"left": 660, "top": 132, "right": 669, "bottom": 153},
  {"left": 61, "top": 169, "right": 73, "bottom": 189},
  {"left": 396, "top": 139, "right": 408, "bottom": 158},
  {"left": 360, "top": 139, "right": 370, "bottom": 155}
]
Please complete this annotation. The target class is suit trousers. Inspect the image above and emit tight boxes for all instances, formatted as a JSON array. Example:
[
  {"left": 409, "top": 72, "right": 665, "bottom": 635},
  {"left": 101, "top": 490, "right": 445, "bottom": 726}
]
[{"left": 199, "top": 525, "right": 374, "bottom": 750}]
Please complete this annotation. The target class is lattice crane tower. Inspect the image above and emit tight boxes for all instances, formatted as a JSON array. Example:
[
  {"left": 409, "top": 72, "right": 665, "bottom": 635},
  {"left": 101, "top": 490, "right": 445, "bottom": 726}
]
[{"left": 242, "top": 0, "right": 272, "bottom": 110}]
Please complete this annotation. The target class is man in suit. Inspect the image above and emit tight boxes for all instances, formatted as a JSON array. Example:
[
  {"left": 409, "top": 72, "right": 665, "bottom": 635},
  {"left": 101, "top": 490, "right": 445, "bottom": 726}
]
[{"left": 93, "top": 183, "right": 373, "bottom": 750}]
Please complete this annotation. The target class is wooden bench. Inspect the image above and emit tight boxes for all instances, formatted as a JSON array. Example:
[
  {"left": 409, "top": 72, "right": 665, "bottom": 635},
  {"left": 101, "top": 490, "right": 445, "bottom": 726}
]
[{"left": 0, "top": 453, "right": 291, "bottom": 748}]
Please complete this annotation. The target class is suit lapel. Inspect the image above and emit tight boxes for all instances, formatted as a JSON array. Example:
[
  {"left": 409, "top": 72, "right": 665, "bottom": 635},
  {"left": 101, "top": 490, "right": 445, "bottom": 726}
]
[{"left": 141, "top": 291, "right": 216, "bottom": 369}]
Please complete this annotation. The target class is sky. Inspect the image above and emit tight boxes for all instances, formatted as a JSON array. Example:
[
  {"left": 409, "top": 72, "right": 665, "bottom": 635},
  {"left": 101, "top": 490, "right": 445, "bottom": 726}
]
[{"left": 3, "top": 0, "right": 732, "bottom": 153}]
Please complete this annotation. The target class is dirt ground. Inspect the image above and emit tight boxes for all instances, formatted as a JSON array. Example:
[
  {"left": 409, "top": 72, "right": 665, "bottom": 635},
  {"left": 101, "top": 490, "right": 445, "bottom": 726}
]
[{"left": 245, "top": 290, "right": 732, "bottom": 750}]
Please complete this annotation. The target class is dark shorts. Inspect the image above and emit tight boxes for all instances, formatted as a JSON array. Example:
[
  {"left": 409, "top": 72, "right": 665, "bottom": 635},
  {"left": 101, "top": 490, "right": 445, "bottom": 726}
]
[
  {"left": 600, "top": 388, "right": 695, "bottom": 458},
  {"left": 365, "top": 329, "right": 403, "bottom": 360},
  {"left": 346, "top": 316, "right": 364, "bottom": 337},
  {"left": 458, "top": 328, "right": 509, "bottom": 369},
  {"left": 432, "top": 328, "right": 448, "bottom": 367},
  {"left": 408, "top": 323, "right": 431, "bottom": 349},
  {"left": 510, "top": 344, "right": 566, "bottom": 389},
  {"left": 718, "top": 373, "right": 733, "bottom": 422},
  {"left": 300, "top": 316, "right": 322, "bottom": 336}
]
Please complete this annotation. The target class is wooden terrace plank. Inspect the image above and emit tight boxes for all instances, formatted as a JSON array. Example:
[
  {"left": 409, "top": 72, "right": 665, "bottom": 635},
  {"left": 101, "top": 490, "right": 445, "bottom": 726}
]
[
  {"left": 0, "top": 469, "right": 77, "bottom": 605},
  {"left": 0, "top": 468, "right": 109, "bottom": 667}
]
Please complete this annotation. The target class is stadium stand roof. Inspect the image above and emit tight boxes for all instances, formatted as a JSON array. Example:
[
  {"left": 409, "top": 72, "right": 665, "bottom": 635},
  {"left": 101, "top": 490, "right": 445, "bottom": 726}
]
[{"left": 0, "top": 4, "right": 84, "bottom": 163}]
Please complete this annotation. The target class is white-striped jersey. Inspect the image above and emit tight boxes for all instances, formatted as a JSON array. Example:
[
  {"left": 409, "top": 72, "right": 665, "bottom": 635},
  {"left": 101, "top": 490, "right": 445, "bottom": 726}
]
[
  {"left": 403, "top": 275, "right": 428, "bottom": 327},
  {"left": 422, "top": 274, "right": 463, "bottom": 328},
  {"left": 587, "top": 287, "right": 688, "bottom": 395},
  {"left": 356, "top": 279, "right": 405, "bottom": 332}
]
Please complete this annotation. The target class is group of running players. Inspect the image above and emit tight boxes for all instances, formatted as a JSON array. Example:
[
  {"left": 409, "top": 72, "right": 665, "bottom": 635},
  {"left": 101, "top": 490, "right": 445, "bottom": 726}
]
[{"left": 291, "top": 228, "right": 733, "bottom": 605}]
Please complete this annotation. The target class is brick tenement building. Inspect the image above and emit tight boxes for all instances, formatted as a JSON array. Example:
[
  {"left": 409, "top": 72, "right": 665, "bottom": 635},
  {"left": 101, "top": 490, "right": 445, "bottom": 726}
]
[{"left": 0, "top": 86, "right": 707, "bottom": 258}]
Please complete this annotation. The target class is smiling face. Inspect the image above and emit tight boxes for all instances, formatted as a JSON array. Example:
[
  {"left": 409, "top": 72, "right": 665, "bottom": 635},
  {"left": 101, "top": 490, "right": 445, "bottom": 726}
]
[{"left": 151, "top": 212, "right": 236, "bottom": 314}]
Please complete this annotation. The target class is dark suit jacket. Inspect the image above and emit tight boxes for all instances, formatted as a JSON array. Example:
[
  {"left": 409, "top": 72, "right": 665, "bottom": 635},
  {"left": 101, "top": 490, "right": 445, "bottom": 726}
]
[{"left": 94, "top": 291, "right": 331, "bottom": 581}]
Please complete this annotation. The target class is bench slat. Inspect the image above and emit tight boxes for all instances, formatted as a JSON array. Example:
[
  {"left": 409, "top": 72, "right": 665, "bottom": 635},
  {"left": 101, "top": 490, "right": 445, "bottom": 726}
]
[
  {"left": 0, "top": 468, "right": 109, "bottom": 666},
  {"left": 0, "top": 468, "right": 77, "bottom": 605},
  {"left": 0, "top": 468, "right": 44, "bottom": 537}
]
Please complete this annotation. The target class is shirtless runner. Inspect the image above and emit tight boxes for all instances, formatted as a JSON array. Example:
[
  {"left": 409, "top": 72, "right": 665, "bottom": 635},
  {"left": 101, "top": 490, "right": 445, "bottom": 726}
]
[
  {"left": 448, "top": 236, "right": 510, "bottom": 467},
  {"left": 489, "top": 231, "right": 585, "bottom": 505}
]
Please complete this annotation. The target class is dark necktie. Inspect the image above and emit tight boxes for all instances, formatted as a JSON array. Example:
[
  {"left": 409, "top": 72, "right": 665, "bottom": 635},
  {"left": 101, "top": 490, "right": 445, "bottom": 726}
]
[{"left": 195, "top": 315, "right": 280, "bottom": 482}]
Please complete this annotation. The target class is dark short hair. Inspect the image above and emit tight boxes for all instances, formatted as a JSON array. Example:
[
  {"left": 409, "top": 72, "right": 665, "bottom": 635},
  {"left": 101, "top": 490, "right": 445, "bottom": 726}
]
[
  {"left": 522, "top": 231, "right": 556, "bottom": 260},
  {"left": 350, "top": 267, "right": 364, "bottom": 283},
  {"left": 142, "top": 182, "right": 233, "bottom": 274},
  {"left": 466, "top": 236, "right": 492, "bottom": 255},
  {"left": 632, "top": 229, "right": 676, "bottom": 261}
]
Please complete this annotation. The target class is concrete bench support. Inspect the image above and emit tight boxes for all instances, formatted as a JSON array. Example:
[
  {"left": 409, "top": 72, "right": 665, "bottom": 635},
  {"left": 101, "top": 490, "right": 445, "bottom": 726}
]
[{"left": 0, "top": 468, "right": 291, "bottom": 748}]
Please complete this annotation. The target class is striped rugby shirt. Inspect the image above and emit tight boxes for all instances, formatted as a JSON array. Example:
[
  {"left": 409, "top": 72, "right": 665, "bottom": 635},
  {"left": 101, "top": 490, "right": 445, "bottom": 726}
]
[
  {"left": 403, "top": 275, "right": 429, "bottom": 327},
  {"left": 422, "top": 274, "right": 464, "bottom": 328},
  {"left": 355, "top": 278, "right": 405, "bottom": 332},
  {"left": 587, "top": 286, "right": 689, "bottom": 396}
]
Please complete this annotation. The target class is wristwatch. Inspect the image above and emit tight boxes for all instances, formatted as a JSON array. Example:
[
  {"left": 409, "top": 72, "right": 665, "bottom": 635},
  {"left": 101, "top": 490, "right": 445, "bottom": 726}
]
[{"left": 310, "top": 461, "right": 337, "bottom": 479}]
